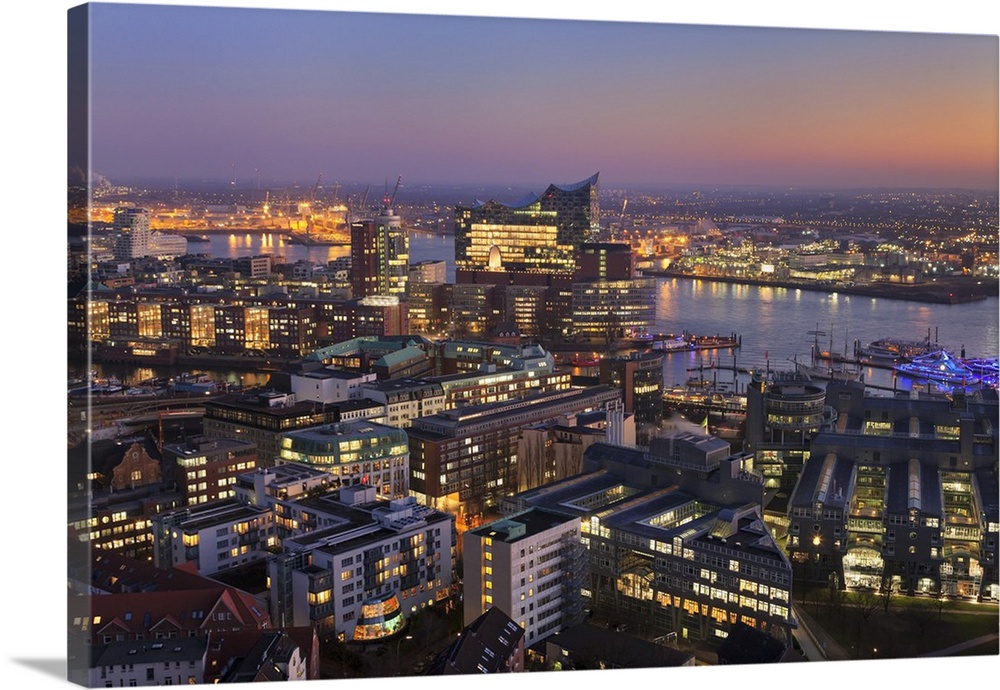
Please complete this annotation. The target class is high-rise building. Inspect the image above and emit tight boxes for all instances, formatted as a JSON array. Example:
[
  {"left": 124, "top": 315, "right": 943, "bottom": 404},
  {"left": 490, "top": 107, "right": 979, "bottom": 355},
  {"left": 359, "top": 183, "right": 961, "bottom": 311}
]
[
  {"left": 574, "top": 242, "right": 634, "bottom": 281},
  {"left": 350, "top": 202, "right": 409, "bottom": 299},
  {"left": 454, "top": 173, "right": 600, "bottom": 274},
  {"left": 112, "top": 206, "right": 151, "bottom": 260},
  {"left": 598, "top": 351, "right": 665, "bottom": 426},
  {"left": 463, "top": 508, "right": 587, "bottom": 648},
  {"left": 570, "top": 276, "right": 656, "bottom": 340}
]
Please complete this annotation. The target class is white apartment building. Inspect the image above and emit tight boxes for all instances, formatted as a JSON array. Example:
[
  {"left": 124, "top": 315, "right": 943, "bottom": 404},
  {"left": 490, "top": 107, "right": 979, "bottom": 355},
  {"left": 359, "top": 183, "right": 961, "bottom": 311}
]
[
  {"left": 463, "top": 508, "right": 586, "bottom": 648},
  {"left": 268, "top": 487, "right": 456, "bottom": 641}
]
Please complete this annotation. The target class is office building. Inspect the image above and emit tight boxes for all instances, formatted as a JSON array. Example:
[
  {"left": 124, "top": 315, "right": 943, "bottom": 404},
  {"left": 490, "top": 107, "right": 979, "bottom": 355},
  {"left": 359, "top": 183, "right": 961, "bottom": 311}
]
[
  {"left": 506, "top": 436, "right": 797, "bottom": 645},
  {"left": 515, "top": 407, "right": 634, "bottom": 492},
  {"left": 202, "top": 390, "right": 383, "bottom": 467},
  {"left": 350, "top": 204, "right": 408, "bottom": 299},
  {"left": 744, "top": 374, "right": 829, "bottom": 511},
  {"left": 575, "top": 242, "right": 634, "bottom": 281},
  {"left": 407, "top": 386, "right": 622, "bottom": 518},
  {"left": 409, "top": 260, "right": 447, "bottom": 285},
  {"left": 267, "top": 360, "right": 376, "bottom": 404},
  {"left": 277, "top": 421, "right": 411, "bottom": 498},
  {"left": 570, "top": 277, "right": 656, "bottom": 342},
  {"left": 786, "top": 382, "right": 999, "bottom": 600},
  {"left": 536, "top": 624, "right": 695, "bottom": 670},
  {"left": 599, "top": 350, "right": 665, "bottom": 426}
]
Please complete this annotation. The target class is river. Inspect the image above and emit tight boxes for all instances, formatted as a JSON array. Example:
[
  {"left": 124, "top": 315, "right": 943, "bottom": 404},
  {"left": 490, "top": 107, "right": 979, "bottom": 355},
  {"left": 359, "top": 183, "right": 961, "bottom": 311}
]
[{"left": 88, "top": 231, "right": 998, "bottom": 393}]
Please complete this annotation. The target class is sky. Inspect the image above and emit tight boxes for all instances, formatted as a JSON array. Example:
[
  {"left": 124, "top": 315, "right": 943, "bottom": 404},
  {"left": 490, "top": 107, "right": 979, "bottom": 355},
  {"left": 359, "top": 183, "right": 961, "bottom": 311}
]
[{"left": 80, "top": 2, "right": 999, "bottom": 191}]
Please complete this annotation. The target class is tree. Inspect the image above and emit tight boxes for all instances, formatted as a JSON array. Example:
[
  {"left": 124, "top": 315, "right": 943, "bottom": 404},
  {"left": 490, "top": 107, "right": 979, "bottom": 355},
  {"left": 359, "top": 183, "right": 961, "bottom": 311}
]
[
  {"left": 935, "top": 590, "right": 952, "bottom": 620},
  {"left": 854, "top": 587, "right": 881, "bottom": 623},
  {"left": 904, "top": 599, "right": 936, "bottom": 637},
  {"left": 878, "top": 569, "right": 896, "bottom": 614}
]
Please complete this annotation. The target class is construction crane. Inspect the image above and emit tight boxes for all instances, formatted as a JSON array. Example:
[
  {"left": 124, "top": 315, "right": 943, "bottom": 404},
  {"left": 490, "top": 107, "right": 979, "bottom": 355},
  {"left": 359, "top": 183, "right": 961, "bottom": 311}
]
[
  {"left": 344, "top": 184, "right": 371, "bottom": 228},
  {"left": 310, "top": 173, "right": 324, "bottom": 202},
  {"left": 390, "top": 175, "right": 402, "bottom": 209}
]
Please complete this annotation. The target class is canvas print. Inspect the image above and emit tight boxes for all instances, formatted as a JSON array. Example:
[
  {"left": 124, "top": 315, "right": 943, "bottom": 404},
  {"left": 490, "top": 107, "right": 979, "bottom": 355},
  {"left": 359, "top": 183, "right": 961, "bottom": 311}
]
[{"left": 67, "top": 2, "right": 999, "bottom": 686}]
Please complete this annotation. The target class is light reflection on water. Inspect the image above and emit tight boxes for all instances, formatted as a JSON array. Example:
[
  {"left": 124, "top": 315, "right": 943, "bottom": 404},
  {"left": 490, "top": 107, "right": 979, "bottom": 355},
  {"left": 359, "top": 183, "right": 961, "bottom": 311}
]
[{"left": 96, "top": 233, "right": 996, "bottom": 391}]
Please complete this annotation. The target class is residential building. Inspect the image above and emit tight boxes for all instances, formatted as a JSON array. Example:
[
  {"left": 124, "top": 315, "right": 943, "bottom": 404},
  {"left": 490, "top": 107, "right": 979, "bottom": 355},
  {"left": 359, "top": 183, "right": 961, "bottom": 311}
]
[
  {"left": 68, "top": 575, "right": 271, "bottom": 646},
  {"left": 112, "top": 206, "right": 151, "bottom": 261},
  {"left": 85, "top": 636, "right": 209, "bottom": 687},
  {"left": 464, "top": 508, "right": 587, "bottom": 648},
  {"left": 215, "top": 630, "right": 311, "bottom": 683},
  {"left": 151, "top": 500, "right": 274, "bottom": 575},
  {"left": 68, "top": 438, "right": 183, "bottom": 562},
  {"left": 161, "top": 435, "right": 258, "bottom": 506},
  {"left": 233, "top": 254, "right": 272, "bottom": 279},
  {"left": 427, "top": 606, "right": 525, "bottom": 674},
  {"left": 266, "top": 487, "right": 455, "bottom": 641},
  {"left": 359, "top": 379, "right": 447, "bottom": 428}
]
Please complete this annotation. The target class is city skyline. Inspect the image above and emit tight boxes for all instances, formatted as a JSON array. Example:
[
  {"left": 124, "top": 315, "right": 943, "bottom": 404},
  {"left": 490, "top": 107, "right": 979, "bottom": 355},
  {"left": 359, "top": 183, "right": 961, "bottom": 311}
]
[
  {"left": 83, "top": 3, "right": 998, "bottom": 191},
  {"left": 3, "top": 3, "right": 997, "bottom": 690}
]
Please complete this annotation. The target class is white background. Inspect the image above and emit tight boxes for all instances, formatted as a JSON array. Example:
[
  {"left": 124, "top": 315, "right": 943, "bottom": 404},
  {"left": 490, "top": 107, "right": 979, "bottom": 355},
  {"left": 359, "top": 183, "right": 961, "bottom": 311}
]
[{"left": 2, "top": 1, "right": 997, "bottom": 689}]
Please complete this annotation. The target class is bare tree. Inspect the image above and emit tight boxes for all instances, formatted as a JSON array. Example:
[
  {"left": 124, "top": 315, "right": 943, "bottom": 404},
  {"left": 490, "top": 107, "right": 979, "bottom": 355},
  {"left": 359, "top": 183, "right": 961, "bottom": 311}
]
[
  {"left": 905, "top": 599, "right": 936, "bottom": 637},
  {"left": 935, "top": 590, "right": 952, "bottom": 620},
  {"left": 878, "top": 569, "right": 896, "bottom": 614},
  {"left": 854, "top": 587, "right": 881, "bottom": 623}
]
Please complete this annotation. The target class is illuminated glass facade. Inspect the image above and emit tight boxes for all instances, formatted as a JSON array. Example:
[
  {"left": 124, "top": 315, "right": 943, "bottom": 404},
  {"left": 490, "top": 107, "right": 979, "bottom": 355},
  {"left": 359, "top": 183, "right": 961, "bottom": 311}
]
[
  {"left": 570, "top": 277, "right": 656, "bottom": 340},
  {"left": 455, "top": 173, "right": 600, "bottom": 273},
  {"left": 278, "top": 421, "right": 410, "bottom": 498}
]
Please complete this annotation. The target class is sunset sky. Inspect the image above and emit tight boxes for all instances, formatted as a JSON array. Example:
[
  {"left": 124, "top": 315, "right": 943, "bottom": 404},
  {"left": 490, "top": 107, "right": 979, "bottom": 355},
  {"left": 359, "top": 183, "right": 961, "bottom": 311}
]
[{"left": 84, "top": 3, "right": 998, "bottom": 190}]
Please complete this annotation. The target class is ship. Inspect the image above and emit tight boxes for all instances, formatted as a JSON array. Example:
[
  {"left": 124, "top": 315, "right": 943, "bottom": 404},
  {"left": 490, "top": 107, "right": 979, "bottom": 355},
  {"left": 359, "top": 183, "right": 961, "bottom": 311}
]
[
  {"left": 962, "top": 357, "right": 999, "bottom": 385},
  {"left": 569, "top": 353, "right": 602, "bottom": 368},
  {"left": 651, "top": 334, "right": 691, "bottom": 352},
  {"left": 892, "top": 350, "right": 979, "bottom": 386},
  {"left": 859, "top": 336, "right": 937, "bottom": 365}
]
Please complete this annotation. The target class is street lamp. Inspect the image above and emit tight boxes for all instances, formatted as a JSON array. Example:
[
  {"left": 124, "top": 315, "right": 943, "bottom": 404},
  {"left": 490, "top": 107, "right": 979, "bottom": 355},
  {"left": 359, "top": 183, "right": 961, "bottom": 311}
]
[{"left": 395, "top": 634, "right": 413, "bottom": 659}]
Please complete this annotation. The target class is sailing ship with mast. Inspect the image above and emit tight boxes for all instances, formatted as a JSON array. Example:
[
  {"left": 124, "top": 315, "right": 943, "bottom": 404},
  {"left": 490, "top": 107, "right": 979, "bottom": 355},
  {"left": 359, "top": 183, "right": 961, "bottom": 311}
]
[{"left": 794, "top": 325, "right": 862, "bottom": 382}]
